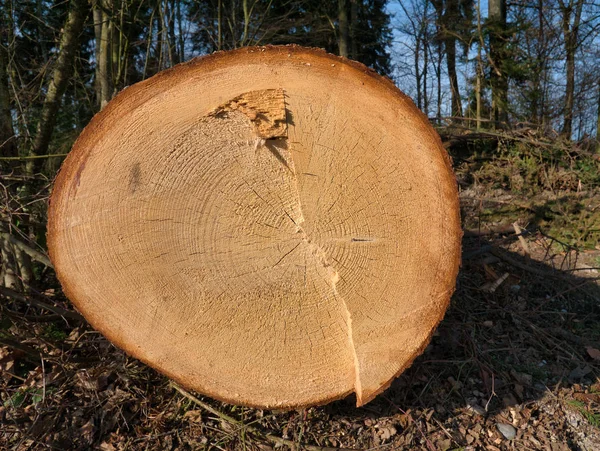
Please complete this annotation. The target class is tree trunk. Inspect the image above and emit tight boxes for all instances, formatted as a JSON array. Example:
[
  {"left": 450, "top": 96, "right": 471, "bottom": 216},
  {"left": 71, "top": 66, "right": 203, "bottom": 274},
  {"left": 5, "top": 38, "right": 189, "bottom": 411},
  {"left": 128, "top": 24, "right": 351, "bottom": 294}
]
[
  {"left": 217, "top": 0, "right": 222, "bottom": 51},
  {"left": 0, "top": 227, "right": 21, "bottom": 291},
  {"left": 350, "top": 0, "right": 358, "bottom": 59},
  {"left": 531, "top": 0, "right": 543, "bottom": 125},
  {"left": 26, "top": 0, "right": 87, "bottom": 175},
  {"left": 475, "top": 0, "right": 483, "bottom": 130},
  {"left": 416, "top": 33, "right": 422, "bottom": 110},
  {"left": 436, "top": 38, "right": 442, "bottom": 119},
  {"left": 488, "top": 0, "right": 508, "bottom": 126},
  {"left": 446, "top": 37, "right": 462, "bottom": 117},
  {"left": 0, "top": 33, "right": 16, "bottom": 158},
  {"left": 168, "top": 0, "right": 177, "bottom": 63},
  {"left": 47, "top": 46, "right": 461, "bottom": 410},
  {"left": 596, "top": 78, "right": 600, "bottom": 154},
  {"left": 176, "top": 0, "right": 185, "bottom": 61},
  {"left": 338, "top": 0, "right": 349, "bottom": 57},
  {"left": 423, "top": 34, "right": 429, "bottom": 116},
  {"left": 98, "top": 0, "right": 113, "bottom": 107},
  {"left": 93, "top": 2, "right": 103, "bottom": 107},
  {"left": 560, "top": 0, "right": 584, "bottom": 138}
]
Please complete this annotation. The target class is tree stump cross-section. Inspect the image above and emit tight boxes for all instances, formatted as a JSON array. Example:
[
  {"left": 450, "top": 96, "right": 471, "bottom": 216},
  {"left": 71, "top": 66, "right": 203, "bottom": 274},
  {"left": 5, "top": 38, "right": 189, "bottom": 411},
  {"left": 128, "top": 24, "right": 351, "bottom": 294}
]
[{"left": 48, "top": 46, "right": 461, "bottom": 408}]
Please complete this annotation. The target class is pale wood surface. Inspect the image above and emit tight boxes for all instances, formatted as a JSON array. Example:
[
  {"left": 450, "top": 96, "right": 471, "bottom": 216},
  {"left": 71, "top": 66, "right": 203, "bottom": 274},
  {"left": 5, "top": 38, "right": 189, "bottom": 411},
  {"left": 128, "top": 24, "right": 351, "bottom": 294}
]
[{"left": 48, "top": 46, "right": 461, "bottom": 408}]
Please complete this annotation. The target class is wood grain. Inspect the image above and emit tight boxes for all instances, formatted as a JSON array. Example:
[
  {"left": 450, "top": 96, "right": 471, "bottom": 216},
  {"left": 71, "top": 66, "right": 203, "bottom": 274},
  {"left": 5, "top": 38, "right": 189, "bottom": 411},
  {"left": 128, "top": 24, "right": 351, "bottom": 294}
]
[{"left": 47, "top": 46, "right": 461, "bottom": 408}]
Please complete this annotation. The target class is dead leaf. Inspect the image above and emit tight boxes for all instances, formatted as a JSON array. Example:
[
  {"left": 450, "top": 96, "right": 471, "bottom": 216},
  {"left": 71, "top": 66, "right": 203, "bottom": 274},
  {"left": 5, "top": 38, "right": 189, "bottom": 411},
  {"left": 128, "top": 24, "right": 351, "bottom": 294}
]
[
  {"left": 585, "top": 346, "right": 600, "bottom": 360},
  {"left": 376, "top": 425, "right": 397, "bottom": 442},
  {"left": 79, "top": 419, "right": 95, "bottom": 445}
]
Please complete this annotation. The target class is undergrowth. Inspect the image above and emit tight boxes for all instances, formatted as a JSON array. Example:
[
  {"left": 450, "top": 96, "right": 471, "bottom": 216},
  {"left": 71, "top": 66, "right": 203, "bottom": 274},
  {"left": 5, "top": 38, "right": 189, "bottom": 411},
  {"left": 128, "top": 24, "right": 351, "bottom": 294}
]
[
  {"left": 467, "top": 141, "right": 600, "bottom": 194},
  {"left": 455, "top": 139, "right": 600, "bottom": 249}
]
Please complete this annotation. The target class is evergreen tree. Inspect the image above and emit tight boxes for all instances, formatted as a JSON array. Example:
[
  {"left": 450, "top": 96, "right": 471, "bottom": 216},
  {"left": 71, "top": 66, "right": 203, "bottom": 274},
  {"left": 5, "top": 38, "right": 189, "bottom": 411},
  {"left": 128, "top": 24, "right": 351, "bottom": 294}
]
[{"left": 186, "top": 0, "right": 392, "bottom": 76}]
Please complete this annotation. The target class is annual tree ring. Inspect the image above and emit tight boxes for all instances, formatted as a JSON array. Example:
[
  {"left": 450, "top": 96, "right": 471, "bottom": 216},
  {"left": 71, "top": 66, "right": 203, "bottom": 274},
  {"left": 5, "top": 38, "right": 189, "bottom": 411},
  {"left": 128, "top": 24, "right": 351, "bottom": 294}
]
[{"left": 48, "top": 46, "right": 461, "bottom": 408}]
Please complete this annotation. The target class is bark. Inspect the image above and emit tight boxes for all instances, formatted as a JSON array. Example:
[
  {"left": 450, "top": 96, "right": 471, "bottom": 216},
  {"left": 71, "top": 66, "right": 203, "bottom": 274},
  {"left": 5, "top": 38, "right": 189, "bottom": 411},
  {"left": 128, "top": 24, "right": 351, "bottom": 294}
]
[
  {"left": 559, "top": 0, "right": 584, "bottom": 138},
  {"left": 488, "top": 0, "right": 508, "bottom": 126},
  {"left": 0, "top": 232, "right": 53, "bottom": 268},
  {"left": 446, "top": 37, "right": 462, "bottom": 117},
  {"left": 0, "top": 10, "right": 16, "bottom": 158},
  {"left": 350, "top": 0, "right": 358, "bottom": 59},
  {"left": 423, "top": 36, "right": 428, "bottom": 115},
  {"left": 422, "top": 0, "right": 429, "bottom": 116},
  {"left": 93, "top": 2, "right": 103, "bottom": 107},
  {"left": 475, "top": 0, "right": 483, "bottom": 130},
  {"left": 217, "top": 0, "right": 222, "bottom": 50},
  {"left": 416, "top": 33, "right": 422, "bottom": 110},
  {"left": 98, "top": 0, "right": 113, "bottom": 108},
  {"left": 338, "top": 0, "right": 349, "bottom": 57},
  {"left": 242, "top": 0, "right": 250, "bottom": 47},
  {"left": 168, "top": 0, "right": 177, "bottom": 63},
  {"left": 26, "top": 0, "right": 88, "bottom": 175},
  {"left": 529, "top": 0, "right": 543, "bottom": 125},
  {"left": 176, "top": 0, "right": 184, "bottom": 61},
  {"left": 0, "top": 228, "right": 21, "bottom": 290},
  {"left": 476, "top": 61, "right": 481, "bottom": 131},
  {"left": 596, "top": 78, "right": 600, "bottom": 154},
  {"left": 15, "top": 249, "right": 33, "bottom": 288},
  {"left": 436, "top": 38, "right": 442, "bottom": 118}
]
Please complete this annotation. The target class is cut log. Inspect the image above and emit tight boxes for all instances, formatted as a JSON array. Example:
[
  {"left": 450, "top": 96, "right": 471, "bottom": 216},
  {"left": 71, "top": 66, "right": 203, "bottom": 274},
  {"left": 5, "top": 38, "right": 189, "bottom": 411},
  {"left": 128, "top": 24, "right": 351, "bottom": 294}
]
[{"left": 47, "top": 46, "right": 461, "bottom": 408}]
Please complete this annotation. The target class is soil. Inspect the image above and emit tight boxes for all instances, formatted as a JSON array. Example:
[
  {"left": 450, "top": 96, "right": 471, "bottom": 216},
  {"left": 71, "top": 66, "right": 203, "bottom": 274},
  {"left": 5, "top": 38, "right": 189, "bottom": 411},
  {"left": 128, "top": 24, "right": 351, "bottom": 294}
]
[{"left": 1, "top": 185, "right": 599, "bottom": 450}]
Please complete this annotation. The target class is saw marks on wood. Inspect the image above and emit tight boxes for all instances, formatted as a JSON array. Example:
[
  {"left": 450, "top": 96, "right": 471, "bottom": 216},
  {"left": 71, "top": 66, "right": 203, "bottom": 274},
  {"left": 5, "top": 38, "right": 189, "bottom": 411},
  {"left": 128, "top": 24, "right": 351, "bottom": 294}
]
[{"left": 48, "top": 46, "right": 461, "bottom": 408}]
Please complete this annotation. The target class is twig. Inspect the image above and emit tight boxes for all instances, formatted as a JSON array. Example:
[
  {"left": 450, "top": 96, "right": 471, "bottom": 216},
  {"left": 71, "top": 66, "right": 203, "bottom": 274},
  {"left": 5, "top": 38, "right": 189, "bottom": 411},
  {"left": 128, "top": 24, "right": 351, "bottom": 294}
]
[
  {"left": 562, "top": 267, "right": 600, "bottom": 272},
  {"left": 0, "top": 153, "right": 68, "bottom": 160},
  {"left": 489, "top": 247, "right": 562, "bottom": 279},
  {"left": 512, "top": 223, "right": 529, "bottom": 255},
  {"left": 171, "top": 383, "right": 360, "bottom": 451},
  {"left": 0, "top": 335, "right": 41, "bottom": 358},
  {"left": 436, "top": 124, "right": 567, "bottom": 150},
  {"left": 0, "top": 286, "right": 83, "bottom": 322},
  {"left": 481, "top": 272, "right": 509, "bottom": 293},
  {"left": 462, "top": 245, "right": 494, "bottom": 261},
  {"left": 0, "top": 232, "right": 53, "bottom": 268}
]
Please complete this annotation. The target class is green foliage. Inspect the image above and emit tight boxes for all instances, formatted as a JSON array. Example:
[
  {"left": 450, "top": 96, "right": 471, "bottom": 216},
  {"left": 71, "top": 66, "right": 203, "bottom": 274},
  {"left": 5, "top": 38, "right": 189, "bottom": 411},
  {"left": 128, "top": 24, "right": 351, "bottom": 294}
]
[
  {"left": 3, "top": 387, "right": 44, "bottom": 408},
  {"left": 42, "top": 323, "right": 67, "bottom": 341},
  {"left": 537, "top": 199, "right": 600, "bottom": 250},
  {"left": 567, "top": 399, "right": 600, "bottom": 428},
  {"left": 186, "top": 0, "right": 392, "bottom": 75},
  {"left": 472, "top": 142, "right": 600, "bottom": 195}
]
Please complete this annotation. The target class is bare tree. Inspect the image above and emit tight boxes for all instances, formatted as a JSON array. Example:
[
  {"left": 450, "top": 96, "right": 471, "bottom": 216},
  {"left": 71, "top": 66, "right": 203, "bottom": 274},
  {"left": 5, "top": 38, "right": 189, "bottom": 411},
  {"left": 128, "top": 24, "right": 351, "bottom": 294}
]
[
  {"left": 488, "top": 0, "right": 508, "bottom": 125},
  {"left": 0, "top": 25, "right": 16, "bottom": 159},
  {"left": 26, "top": 0, "right": 88, "bottom": 175},
  {"left": 596, "top": 78, "right": 600, "bottom": 152},
  {"left": 558, "top": 0, "right": 585, "bottom": 138},
  {"left": 431, "top": 0, "right": 473, "bottom": 118},
  {"left": 338, "top": 0, "right": 350, "bottom": 56},
  {"left": 397, "top": 0, "right": 432, "bottom": 113},
  {"left": 95, "top": 0, "right": 113, "bottom": 109}
]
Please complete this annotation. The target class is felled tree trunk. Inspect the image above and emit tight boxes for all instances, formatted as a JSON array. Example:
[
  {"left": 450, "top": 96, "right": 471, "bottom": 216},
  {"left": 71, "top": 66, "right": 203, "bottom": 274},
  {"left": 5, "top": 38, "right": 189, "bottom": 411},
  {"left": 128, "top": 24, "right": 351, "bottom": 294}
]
[{"left": 48, "top": 46, "right": 461, "bottom": 409}]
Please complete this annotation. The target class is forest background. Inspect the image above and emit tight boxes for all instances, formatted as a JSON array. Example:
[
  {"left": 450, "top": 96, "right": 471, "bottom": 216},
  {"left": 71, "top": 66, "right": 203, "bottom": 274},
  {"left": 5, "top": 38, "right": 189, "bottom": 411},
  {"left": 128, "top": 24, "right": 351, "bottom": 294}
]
[{"left": 1, "top": 0, "right": 600, "bottom": 450}]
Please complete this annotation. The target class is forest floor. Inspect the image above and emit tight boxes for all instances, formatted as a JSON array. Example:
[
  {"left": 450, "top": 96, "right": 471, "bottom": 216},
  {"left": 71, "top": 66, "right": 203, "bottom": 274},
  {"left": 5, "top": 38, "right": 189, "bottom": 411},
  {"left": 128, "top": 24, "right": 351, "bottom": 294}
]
[{"left": 1, "top": 142, "right": 600, "bottom": 450}]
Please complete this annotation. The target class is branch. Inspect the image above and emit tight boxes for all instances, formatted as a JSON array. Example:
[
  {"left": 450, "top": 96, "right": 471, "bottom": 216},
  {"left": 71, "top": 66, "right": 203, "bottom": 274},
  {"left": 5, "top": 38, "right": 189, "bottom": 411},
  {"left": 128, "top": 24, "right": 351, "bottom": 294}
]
[
  {"left": 0, "top": 285, "right": 83, "bottom": 322},
  {"left": 0, "top": 232, "right": 53, "bottom": 268},
  {"left": 27, "top": 0, "right": 88, "bottom": 174},
  {"left": 0, "top": 153, "right": 68, "bottom": 160},
  {"left": 171, "top": 384, "right": 360, "bottom": 451}
]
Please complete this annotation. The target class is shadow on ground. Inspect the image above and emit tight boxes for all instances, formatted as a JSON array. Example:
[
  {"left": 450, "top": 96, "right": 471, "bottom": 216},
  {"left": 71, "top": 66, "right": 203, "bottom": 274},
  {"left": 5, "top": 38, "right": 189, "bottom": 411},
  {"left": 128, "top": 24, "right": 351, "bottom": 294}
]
[
  {"left": 1, "top": 232, "right": 599, "bottom": 450},
  {"left": 324, "top": 232, "right": 600, "bottom": 450}
]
